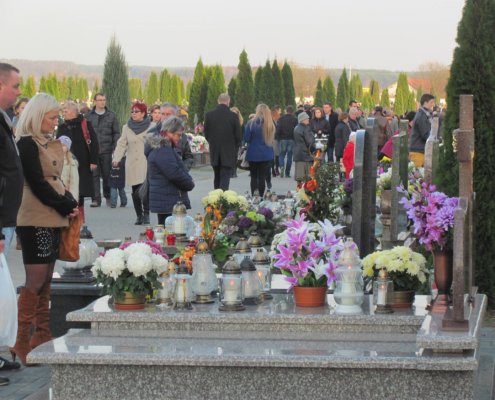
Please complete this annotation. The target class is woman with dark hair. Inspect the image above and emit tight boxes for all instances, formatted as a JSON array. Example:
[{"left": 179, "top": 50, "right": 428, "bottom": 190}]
[
  {"left": 13, "top": 93, "right": 79, "bottom": 365},
  {"left": 244, "top": 104, "right": 275, "bottom": 196},
  {"left": 145, "top": 116, "right": 194, "bottom": 225},
  {"left": 149, "top": 104, "right": 161, "bottom": 124},
  {"left": 334, "top": 112, "right": 352, "bottom": 162},
  {"left": 113, "top": 102, "right": 155, "bottom": 225},
  {"left": 310, "top": 107, "right": 330, "bottom": 140},
  {"left": 12, "top": 97, "right": 29, "bottom": 131}
]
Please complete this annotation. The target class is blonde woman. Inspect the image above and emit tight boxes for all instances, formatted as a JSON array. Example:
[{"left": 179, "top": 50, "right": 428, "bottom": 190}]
[
  {"left": 243, "top": 104, "right": 275, "bottom": 196},
  {"left": 13, "top": 93, "right": 79, "bottom": 364}
]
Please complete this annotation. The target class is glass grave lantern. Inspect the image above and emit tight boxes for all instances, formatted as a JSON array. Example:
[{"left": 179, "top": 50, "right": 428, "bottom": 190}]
[
  {"left": 153, "top": 224, "right": 166, "bottom": 245},
  {"left": 240, "top": 256, "right": 262, "bottom": 305},
  {"left": 191, "top": 251, "right": 218, "bottom": 304},
  {"left": 165, "top": 201, "right": 195, "bottom": 242},
  {"left": 333, "top": 238, "right": 364, "bottom": 314},
  {"left": 173, "top": 262, "right": 193, "bottom": 310},
  {"left": 247, "top": 232, "right": 265, "bottom": 257},
  {"left": 373, "top": 268, "right": 394, "bottom": 314},
  {"left": 234, "top": 237, "right": 251, "bottom": 266},
  {"left": 283, "top": 191, "right": 296, "bottom": 218},
  {"left": 61, "top": 225, "right": 98, "bottom": 282},
  {"left": 252, "top": 248, "right": 272, "bottom": 300},
  {"left": 219, "top": 257, "right": 245, "bottom": 311},
  {"left": 157, "top": 261, "right": 177, "bottom": 306}
]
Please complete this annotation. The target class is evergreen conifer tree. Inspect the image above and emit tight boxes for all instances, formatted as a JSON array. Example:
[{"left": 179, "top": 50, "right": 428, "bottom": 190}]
[
  {"left": 145, "top": 72, "right": 159, "bottom": 105},
  {"left": 67, "top": 76, "right": 75, "bottom": 99},
  {"left": 349, "top": 74, "right": 363, "bottom": 102},
  {"left": 262, "top": 60, "right": 275, "bottom": 107},
  {"left": 361, "top": 93, "right": 374, "bottom": 112},
  {"left": 322, "top": 76, "right": 336, "bottom": 105},
  {"left": 281, "top": 61, "right": 295, "bottom": 107},
  {"left": 129, "top": 78, "right": 142, "bottom": 101},
  {"left": 159, "top": 69, "right": 171, "bottom": 102},
  {"left": 188, "top": 58, "right": 206, "bottom": 122},
  {"left": 59, "top": 77, "right": 69, "bottom": 101},
  {"left": 416, "top": 85, "right": 423, "bottom": 103},
  {"left": 185, "top": 80, "right": 192, "bottom": 102},
  {"left": 23, "top": 76, "right": 36, "bottom": 98},
  {"left": 227, "top": 78, "right": 237, "bottom": 107},
  {"left": 102, "top": 36, "right": 129, "bottom": 127},
  {"left": 380, "top": 88, "right": 390, "bottom": 108},
  {"left": 78, "top": 78, "right": 88, "bottom": 102},
  {"left": 205, "top": 65, "right": 225, "bottom": 115},
  {"left": 254, "top": 66, "right": 264, "bottom": 105},
  {"left": 38, "top": 76, "right": 48, "bottom": 93},
  {"left": 314, "top": 78, "right": 324, "bottom": 107},
  {"left": 436, "top": 0, "right": 495, "bottom": 304},
  {"left": 92, "top": 80, "right": 100, "bottom": 99},
  {"left": 200, "top": 66, "right": 211, "bottom": 118},
  {"left": 370, "top": 79, "right": 380, "bottom": 106},
  {"left": 271, "top": 60, "right": 285, "bottom": 107},
  {"left": 406, "top": 91, "right": 416, "bottom": 114},
  {"left": 235, "top": 49, "right": 255, "bottom": 121},
  {"left": 394, "top": 72, "right": 409, "bottom": 115},
  {"left": 336, "top": 68, "right": 350, "bottom": 110}
]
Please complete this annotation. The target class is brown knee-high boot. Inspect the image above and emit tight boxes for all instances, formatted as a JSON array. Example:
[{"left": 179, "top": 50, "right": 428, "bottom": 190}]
[
  {"left": 30, "top": 283, "right": 52, "bottom": 349},
  {"left": 10, "top": 288, "right": 39, "bottom": 366}
]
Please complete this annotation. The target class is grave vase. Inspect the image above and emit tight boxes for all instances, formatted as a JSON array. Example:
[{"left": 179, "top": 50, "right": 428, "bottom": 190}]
[
  {"left": 113, "top": 291, "right": 146, "bottom": 311},
  {"left": 431, "top": 249, "right": 453, "bottom": 313},
  {"left": 293, "top": 286, "right": 327, "bottom": 307},
  {"left": 380, "top": 190, "right": 392, "bottom": 214},
  {"left": 390, "top": 290, "right": 415, "bottom": 309}
]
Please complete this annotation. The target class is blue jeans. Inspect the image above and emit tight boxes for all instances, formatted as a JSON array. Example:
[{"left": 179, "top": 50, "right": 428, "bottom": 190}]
[
  {"left": 110, "top": 188, "right": 127, "bottom": 207},
  {"left": 1, "top": 227, "right": 16, "bottom": 258},
  {"left": 278, "top": 140, "right": 294, "bottom": 176}
]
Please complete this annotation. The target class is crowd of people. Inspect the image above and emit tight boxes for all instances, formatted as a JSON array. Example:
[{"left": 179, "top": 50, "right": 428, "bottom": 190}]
[{"left": 0, "top": 61, "right": 439, "bottom": 385}]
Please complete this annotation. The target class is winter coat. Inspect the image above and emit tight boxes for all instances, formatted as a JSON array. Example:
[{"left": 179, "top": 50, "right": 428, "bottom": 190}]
[
  {"left": 0, "top": 112, "right": 23, "bottom": 233},
  {"left": 204, "top": 104, "right": 242, "bottom": 168},
  {"left": 109, "top": 157, "right": 126, "bottom": 190},
  {"left": 86, "top": 107, "right": 120, "bottom": 154},
  {"left": 409, "top": 107, "right": 432, "bottom": 153},
  {"left": 373, "top": 112, "right": 393, "bottom": 147},
  {"left": 335, "top": 121, "right": 352, "bottom": 159},
  {"left": 310, "top": 117, "right": 330, "bottom": 137},
  {"left": 61, "top": 153, "right": 79, "bottom": 200},
  {"left": 293, "top": 123, "right": 315, "bottom": 162},
  {"left": 16, "top": 136, "right": 77, "bottom": 228},
  {"left": 148, "top": 122, "right": 194, "bottom": 170},
  {"left": 57, "top": 114, "right": 99, "bottom": 198},
  {"left": 244, "top": 119, "right": 274, "bottom": 162},
  {"left": 144, "top": 133, "right": 195, "bottom": 214},
  {"left": 324, "top": 112, "right": 339, "bottom": 147},
  {"left": 342, "top": 141, "right": 355, "bottom": 179},
  {"left": 348, "top": 118, "right": 362, "bottom": 132},
  {"left": 275, "top": 113, "right": 298, "bottom": 141},
  {"left": 113, "top": 122, "right": 155, "bottom": 186}
]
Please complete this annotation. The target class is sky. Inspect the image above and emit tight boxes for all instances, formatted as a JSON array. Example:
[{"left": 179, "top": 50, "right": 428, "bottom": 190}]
[{"left": 0, "top": 0, "right": 466, "bottom": 71}]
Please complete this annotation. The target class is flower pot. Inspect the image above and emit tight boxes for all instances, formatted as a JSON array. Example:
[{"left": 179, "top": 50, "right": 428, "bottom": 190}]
[
  {"left": 113, "top": 291, "right": 146, "bottom": 311},
  {"left": 431, "top": 249, "right": 453, "bottom": 312},
  {"left": 293, "top": 286, "right": 327, "bottom": 307},
  {"left": 390, "top": 290, "right": 415, "bottom": 309}
]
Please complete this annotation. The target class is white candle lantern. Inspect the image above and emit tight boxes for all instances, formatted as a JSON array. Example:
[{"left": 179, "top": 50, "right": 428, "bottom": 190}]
[
  {"left": 252, "top": 248, "right": 272, "bottom": 300},
  {"left": 373, "top": 268, "right": 394, "bottom": 314},
  {"left": 219, "top": 257, "right": 245, "bottom": 311},
  {"left": 240, "top": 256, "right": 262, "bottom": 305},
  {"left": 333, "top": 238, "right": 364, "bottom": 314},
  {"left": 173, "top": 262, "right": 193, "bottom": 310},
  {"left": 157, "top": 261, "right": 176, "bottom": 306},
  {"left": 165, "top": 201, "right": 195, "bottom": 240},
  {"left": 153, "top": 224, "right": 166, "bottom": 245},
  {"left": 247, "top": 232, "right": 264, "bottom": 255},
  {"left": 233, "top": 237, "right": 251, "bottom": 266},
  {"left": 191, "top": 252, "right": 217, "bottom": 304}
]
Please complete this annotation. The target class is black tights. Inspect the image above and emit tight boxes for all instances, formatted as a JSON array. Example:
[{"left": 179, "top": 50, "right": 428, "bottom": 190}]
[
  {"left": 249, "top": 161, "right": 270, "bottom": 197},
  {"left": 24, "top": 262, "right": 55, "bottom": 295}
]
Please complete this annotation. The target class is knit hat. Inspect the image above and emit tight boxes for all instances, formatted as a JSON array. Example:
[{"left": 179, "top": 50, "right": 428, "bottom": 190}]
[
  {"left": 298, "top": 112, "right": 310, "bottom": 123},
  {"left": 131, "top": 102, "right": 147, "bottom": 115},
  {"left": 58, "top": 135, "right": 72, "bottom": 150}
]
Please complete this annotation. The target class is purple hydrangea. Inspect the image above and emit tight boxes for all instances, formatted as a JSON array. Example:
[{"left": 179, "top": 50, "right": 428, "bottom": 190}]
[
  {"left": 257, "top": 207, "right": 274, "bottom": 220},
  {"left": 238, "top": 216, "right": 254, "bottom": 229}
]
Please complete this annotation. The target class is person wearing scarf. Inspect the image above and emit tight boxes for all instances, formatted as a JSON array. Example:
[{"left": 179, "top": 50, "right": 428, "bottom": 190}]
[{"left": 112, "top": 102, "right": 155, "bottom": 225}]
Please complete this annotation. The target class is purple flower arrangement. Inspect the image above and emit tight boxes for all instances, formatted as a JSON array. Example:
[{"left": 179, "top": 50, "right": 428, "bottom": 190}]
[
  {"left": 272, "top": 214, "right": 344, "bottom": 290},
  {"left": 400, "top": 182, "right": 458, "bottom": 251}
]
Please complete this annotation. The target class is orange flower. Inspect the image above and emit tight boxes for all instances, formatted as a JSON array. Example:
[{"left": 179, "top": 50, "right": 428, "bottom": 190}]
[
  {"left": 305, "top": 179, "right": 318, "bottom": 192},
  {"left": 205, "top": 206, "right": 213, "bottom": 214}
]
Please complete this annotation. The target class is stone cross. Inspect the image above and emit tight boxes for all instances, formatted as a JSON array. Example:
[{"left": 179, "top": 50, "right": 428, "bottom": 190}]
[
  {"left": 424, "top": 116, "right": 440, "bottom": 183},
  {"left": 352, "top": 118, "right": 379, "bottom": 257}
]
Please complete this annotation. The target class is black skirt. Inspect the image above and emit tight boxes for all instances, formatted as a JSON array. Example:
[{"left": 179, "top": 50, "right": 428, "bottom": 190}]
[{"left": 16, "top": 226, "right": 61, "bottom": 264}]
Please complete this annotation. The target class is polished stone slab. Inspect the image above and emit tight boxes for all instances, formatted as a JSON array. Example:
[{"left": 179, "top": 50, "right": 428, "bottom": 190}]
[
  {"left": 67, "top": 294, "right": 429, "bottom": 334},
  {"left": 417, "top": 294, "right": 487, "bottom": 351}
]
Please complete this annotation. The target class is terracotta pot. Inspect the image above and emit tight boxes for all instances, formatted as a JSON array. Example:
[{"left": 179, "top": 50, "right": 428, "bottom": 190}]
[
  {"left": 293, "top": 286, "right": 327, "bottom": 307},
  {"left": 113, "top": 291, "right": 146, "bottom": 311},
  {"left": 431, "top": 249, "right": 453, "bottom": 312},
  {"left": 380, "top": 190, "right": 392, "bottom": 214},
  {"left": 390, "top": 290, "right": 415, "bottom": 309}
]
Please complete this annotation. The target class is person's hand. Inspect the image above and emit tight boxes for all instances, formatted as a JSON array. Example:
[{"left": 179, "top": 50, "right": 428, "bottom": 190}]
[
  {"left": 90, "top": 164, "right": 98, "bottom": 171},
  {"left": 69, "top": 208, "right": 79, "bottom": 218},
  {"left": 111, "top": 161, "right": 119, "bottom": 168},
  {"left": 0, "top": 240, "right": 4, "bottom": 254}
]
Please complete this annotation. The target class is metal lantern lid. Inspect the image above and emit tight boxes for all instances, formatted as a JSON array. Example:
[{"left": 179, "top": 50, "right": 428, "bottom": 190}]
[
  {"left": 252, "top": 248, "right": 270, "bottom": 264},
  {"left": 172, "top": 201, "right": 187, "bottom": 216},
  {"left": 240, "top": 256, "right": 256, "bottom": 272},
  {"left": 337, "top": 237, "right": 361, "bottom": 267},
  {"left": 80, "top": 225, "right": 93, "bottom": 239},
  {"left": 222, "top": 257, "right": 242, "bottom": 275},
  {"left": 235, "top": 237, "right": 251, "bottom": 253},
  {"left": 196, "top": 238, "right": 209, "bottom": 253},
  {"left": 176, "top": 262, "right": 189, "bottom": 275},
  {"left": 270, "top": 193, "right": 278, "bottom": 202},
  {"left": 247, "top": 232, "right": 264, "bottom": 248}
]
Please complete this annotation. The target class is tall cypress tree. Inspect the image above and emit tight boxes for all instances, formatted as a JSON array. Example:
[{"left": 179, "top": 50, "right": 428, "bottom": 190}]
[
  {"left": 406, "top": 91, "right": 416, "bottom": 114},
  {"left": 254, "top": 66, "right": 264, "bottom": 105},
  {"left": 261, "top": 60, "right": 275, "bottom": 107},
  {"left": 145, "top": 72, "right": 159, "bottom": 105},
  {"left": 188, "top": 58, "right": 206, "bottom": 122},
  {"left": 23, "top": 76, "right": 36, "bottom": 98},
  {"left": 281, "top": 61, "right": 295, "bottom": 107},
  {"left": 185, "top": 80, "right": 192, "bottom": 102},
  {"left": 322, "top": 76, "right": 336, "bottom": 105},
  {"left": 39, "top": 76, "right": 48, "bottom": 93},
  {"left": 271, "top": 59, "right": 285, "bottom": 107},
  {"left": 361, "top": 92, "right": 374, "bottom": 112},
  {"left": 436, "top": 0, "right": 495, "bottom": 304},
  {"left": 92, "top": 80, "right": 100, "bottom": 99},
  {"left": 129, "top": 78, "right": 143, "bottom": 101},
  {"left": 235, "top": 50, "right": 255, "bottom": 121},
  {"left": 349, "top": 74, "right": 363, "bottom": 102},
  {"left": 380, "top": 88, "right": 390, "bottom": 108},
  {"left": 59, "top": 77, "right": 69, "bottom": 101},
  {"left": 227, "top": 78, "right": 237, "bottom": 107},
  {"left": 314, "top": 78, "right": 324, "bottom": 107},
  {"left": 102, "top": 35, "right": 129, "bottom": 127},
  {"left": 67, "top": 76, "right": 75, "bottom": 99},
  {"left": 370, "top": 79, "right": 380, "bottom": 106},
  {"left": 159, "top": 69, "right": 171, "bottom": 102},
  {"left": 205, "top": 65, "right": 225, "bottom": 115},
  {"left": 336, "top": 68, "right": 350, "bottom": 111},
  {"left": 394, "top": 72, "right": 410, "bottom": 116}
]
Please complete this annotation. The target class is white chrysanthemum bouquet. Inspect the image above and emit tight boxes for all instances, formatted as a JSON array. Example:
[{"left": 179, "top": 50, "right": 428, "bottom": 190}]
[{"left": 92, "top": 241, "right": 168, "bottom": 299}]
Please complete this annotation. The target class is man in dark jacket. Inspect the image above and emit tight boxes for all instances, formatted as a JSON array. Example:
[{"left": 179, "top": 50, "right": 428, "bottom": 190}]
[
  {"left": 276, "top": 105, "right": 298, "bottom": 178},
  {"left": 323, "top": 103, "right": 339, "bottom": 162},
  {"left": 86, "top": 92, "right": 120, "bottom": 207},
  {"left": 409, "top": 93, "right": 435, "bottom": 167},
  {"left": 0, "top": 62, "right": 23, "bottom": 381},
  {"left": 204, "top": 93, "right": 242, "bottom": 190}
]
